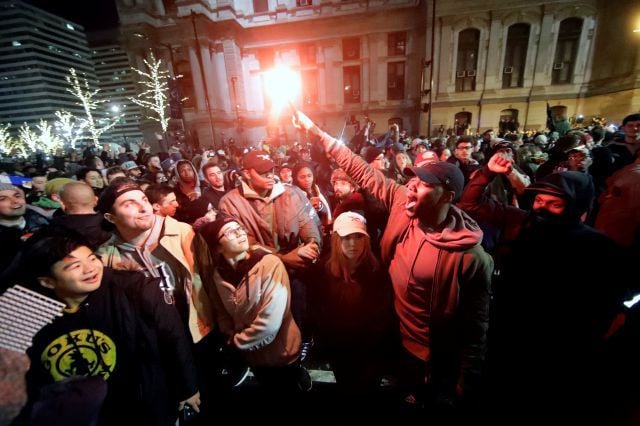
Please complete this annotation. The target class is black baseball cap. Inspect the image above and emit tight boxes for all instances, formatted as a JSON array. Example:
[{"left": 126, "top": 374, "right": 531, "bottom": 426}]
[{"left": 404, "top": 162, "right": 465, "bottom": 202}]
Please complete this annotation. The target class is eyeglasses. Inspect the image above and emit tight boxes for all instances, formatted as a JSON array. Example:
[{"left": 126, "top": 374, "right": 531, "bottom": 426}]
[{"left": 220, "top": 226, "right": 247, "bottom": 241}]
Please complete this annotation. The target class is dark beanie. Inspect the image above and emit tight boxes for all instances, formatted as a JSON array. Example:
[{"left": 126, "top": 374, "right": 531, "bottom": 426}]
[
  {"left": 198, "top": 216, "right": 238, "bottom": 253},
  {"left": 363, "top": 146, "right": 383, "bottom": 164}
]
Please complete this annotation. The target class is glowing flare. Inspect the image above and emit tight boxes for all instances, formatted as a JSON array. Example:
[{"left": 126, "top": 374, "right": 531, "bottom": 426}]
[{"left": 263, "top": 67, "right": 301, "bottom": 116}]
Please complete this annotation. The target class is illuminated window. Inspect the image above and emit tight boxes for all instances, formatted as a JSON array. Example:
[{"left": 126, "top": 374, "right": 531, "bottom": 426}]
[
  {"left": 388, "top": 32, "right": 406, "bottom": 56},
  {"left": 503, "top": 24, "right": 529, "bottom": 89},
  {"left": 455, "top": 28, "right": 479, "bottom": 92},
  {"left": 253, "top": 0, "right": 268, "bottom": 13},
  {"left": 552, "top": 18, "right": 583, "bottom": 85},
  {"left": 343, "top": 66, "right": 360, "bottom": 103},
  {"left": 387, "top": 61, "right": 404, "bottom": 100},
  {"left": 342, "top": 38, "right": 360, "bottom": 60}
]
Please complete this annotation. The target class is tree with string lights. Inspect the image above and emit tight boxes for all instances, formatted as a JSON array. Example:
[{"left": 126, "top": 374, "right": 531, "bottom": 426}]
[
  {"left": 18, "top": 122, "right": 38, "bottom": 155},
  {"left": 0, "top": 123, "right": 19, "bottom": 156},
  {"left": 65, "top": 67, "right": 122, "bottom": 146},
  {"left": 35, "top": 119, "right": 63, "bottom": 154},
  {"left": 14, "top": 120, "right": 63, "bottom": 156},
  {"left": 54, "top": 110, "right": 87, "bottom": 150},
  {"left": 129, "top": 52, "right": 172, "bottom": 133}
]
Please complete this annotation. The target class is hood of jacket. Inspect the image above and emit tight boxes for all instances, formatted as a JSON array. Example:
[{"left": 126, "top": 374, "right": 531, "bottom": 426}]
[
  {"left": 525, "top": 171, "right": 594, "bottom": 220},
  {"left": 175, "top": 159, "right": 201, "bottom": 197},
  {"left": 421, "top": 205, "right": 484, "bottom": 250}
]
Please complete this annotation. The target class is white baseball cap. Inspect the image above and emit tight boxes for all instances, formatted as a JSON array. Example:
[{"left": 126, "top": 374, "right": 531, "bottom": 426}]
[{"left": 333, "top": 211, "right": 368, "bottom": 237}]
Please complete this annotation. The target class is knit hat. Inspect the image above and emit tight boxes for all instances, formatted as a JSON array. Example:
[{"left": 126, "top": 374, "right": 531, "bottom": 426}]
[
  {"left": 242, "top": 150, "right": 276, "bottom": 174},
  {"left": 0, "top": 183, "right": 21, "bottom": 193},
  {"left": 330, "top": 168, "right": 357, "bottom": 187},
  {"left": 363, "top": 146, "right": 383, "bottom": 164},
  {"left": 333, "top": 211, "right": 368, "bottom": 237},
  {"left": 199, "top": 216, "right": 239, "bottom": 252},
  {"left": 96, "top": 179, "right": 141, "bottom": 213},
  {"left": 161, "top": 158, "right": 175, "bottom": 173},
  {"left": 45, "top": 178, "right": 74, "bottom": 197},
  {"left": 404, "top": 161, "right": 464, "bottom": 202},
  {"left": 121, "top": 160, "right": 139, "bottom": 171}
]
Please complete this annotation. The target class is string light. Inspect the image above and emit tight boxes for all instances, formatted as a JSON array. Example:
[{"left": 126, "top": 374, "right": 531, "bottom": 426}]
[
  {"left": 54, "top": 110, "right": 87, "bottom": 150},
  {"left": 129, "top": 52, "right": 171, "bottom": 133},
  {"left": 65, "top": 68, "right": 122, "bottom": 146}
]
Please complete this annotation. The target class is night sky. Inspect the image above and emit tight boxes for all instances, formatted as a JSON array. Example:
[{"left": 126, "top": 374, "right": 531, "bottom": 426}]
[{"left": 25, "top": 0, "right": 119, "bottom": 31}]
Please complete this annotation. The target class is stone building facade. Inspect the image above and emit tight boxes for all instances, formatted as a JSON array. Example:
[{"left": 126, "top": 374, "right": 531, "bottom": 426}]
[{"left": 116, "top": 0, "right": 640, "bottom": 145}]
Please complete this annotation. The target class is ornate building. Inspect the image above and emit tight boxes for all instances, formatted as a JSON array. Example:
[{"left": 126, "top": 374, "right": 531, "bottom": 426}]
[
  {"left": 116, "top": 0, "right": 639, "bottom": 145},
  {"left": 117, "top": 0, "right": 426, "bottom": 147},
  {"left": 424, "top": 0, "right": 640, "bottom": 136}
]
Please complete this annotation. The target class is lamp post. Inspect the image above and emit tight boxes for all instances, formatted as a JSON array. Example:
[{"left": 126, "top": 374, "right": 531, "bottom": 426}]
[
  {"left": 190, "top": 11, "right": 217, "bottom": 148},
  {"left": 230, "top": 76, "right": 242, "bottom": 133}
]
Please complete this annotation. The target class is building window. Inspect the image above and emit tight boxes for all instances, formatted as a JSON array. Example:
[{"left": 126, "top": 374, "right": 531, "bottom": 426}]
[
  {"left": 552, "top": 18, "right": 583, "bottom": 85},
  {"left": 388, "top": 117, "right": 403, "bottom": 129},
  {"left": 499, "top": 108, "right": 519, "bottom": 133},
  {"left": 455, "top": 28, "right": 480, "bottom": 92},
  {"left": 454, "top": 111, "right": 472, "bottom": 136},
  {"left": 343, "top": 66, "right": 360, "bottom": 104},
  {"left": 550, "top": 105, "right": 567, "bottom": 122},
  {"left": 503, "top": 23, "right": 529, "bottom": 89},
  {"left": 253, "top": 0, "right": 268, "bottom": 13},
  {"left": 176, "top": 60, "right": 195, "bottom": 108},
  {"left": 387, "top": 61, "right": 405, "bottom": 100},
  {"left": 299, "top": 43, "right": 316, "bottom": 66},
  {"left": 301, "top": 69, "right": 318, "bottom": 106},
  {"left": 388, "top": 32, "right": 406, "bottom": 56},
  {"left": 296, "top": 0, "right": 312, "bottom": 6},
  {"left": 342, "top": 37, "right": 360, "bottom": 60}
]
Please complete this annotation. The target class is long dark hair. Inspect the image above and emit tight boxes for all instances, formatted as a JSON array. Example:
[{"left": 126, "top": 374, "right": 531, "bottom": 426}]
[
  {"left": 326, "top": 231, "right": 379, "bottom": 285},
  {"left": 292, "top": 161, "right": 318, "bottom": 197}
]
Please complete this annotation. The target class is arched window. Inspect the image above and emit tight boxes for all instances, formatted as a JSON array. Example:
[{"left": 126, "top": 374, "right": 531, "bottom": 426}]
[
  {"left": 503, "top": 24, "right": 529, "bottom": 89},
  {"left": 550, "top": 105, "right": 567, "bottom": 122},
  {"left": 499, "top": 109, "right": 519, "bottom": 133},
  {"left": 456, "top": 29, "right": 480, "bottom": 92},
  {"left": 454, "top": 111, "right": 472, "bottom": 136},
  {"left": 552, "top": 18, "right": 583, "bottom": 84}
]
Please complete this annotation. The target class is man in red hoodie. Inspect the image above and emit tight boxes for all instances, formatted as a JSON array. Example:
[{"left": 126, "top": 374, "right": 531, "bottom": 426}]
[{"left": 293, "top": 110, "right": 493, "bottom": 417}]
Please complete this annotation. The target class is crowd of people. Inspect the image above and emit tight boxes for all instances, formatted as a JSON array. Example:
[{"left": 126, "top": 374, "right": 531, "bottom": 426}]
[{"left": 1, "top": 111, "right": 639, "bottom": 424}]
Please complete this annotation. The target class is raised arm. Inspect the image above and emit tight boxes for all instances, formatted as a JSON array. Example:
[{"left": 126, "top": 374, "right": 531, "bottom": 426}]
[{"left": 292, "top": 109, "right": 407, "bottom": 212}]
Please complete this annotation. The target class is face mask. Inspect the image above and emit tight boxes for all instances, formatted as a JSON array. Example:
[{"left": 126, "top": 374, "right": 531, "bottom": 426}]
[{"left": 531, "top": 208, "right": 568, "bottom": 226}]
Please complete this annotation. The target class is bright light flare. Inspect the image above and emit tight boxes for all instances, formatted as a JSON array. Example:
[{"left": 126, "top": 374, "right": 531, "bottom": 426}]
[{"left": 263, "top": 67, "right": 301, "bottom": 116}]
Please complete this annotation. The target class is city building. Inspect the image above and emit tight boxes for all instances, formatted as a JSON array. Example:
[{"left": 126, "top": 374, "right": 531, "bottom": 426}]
[
  {"left": 116, "top": 0, "right": 640, "bottom": 145},
  {"left": 423, "top": 0, "right": 640, "bottom": 137},
  {"left": 118, "top": 0, "right": 426, "bottom": 147},
  {"left": 90, "top": 29, "right": 144, "bottom": 146},
  {"left": 0, "top": 0, "right": 96, "bottom": 137}
]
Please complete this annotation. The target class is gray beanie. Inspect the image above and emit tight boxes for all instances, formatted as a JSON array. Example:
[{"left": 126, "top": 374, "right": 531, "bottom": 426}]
[{"left": 0, "top": 183, "right": 21, "bottom": 192}]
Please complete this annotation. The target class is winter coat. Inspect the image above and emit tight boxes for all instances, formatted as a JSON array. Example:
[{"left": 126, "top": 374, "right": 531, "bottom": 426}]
[
  {"left": 20, "top": 269, "right": 198, "bottom": 426},
  {"left": 97, "top": 216, "right": 216, "bottom": 343}
]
